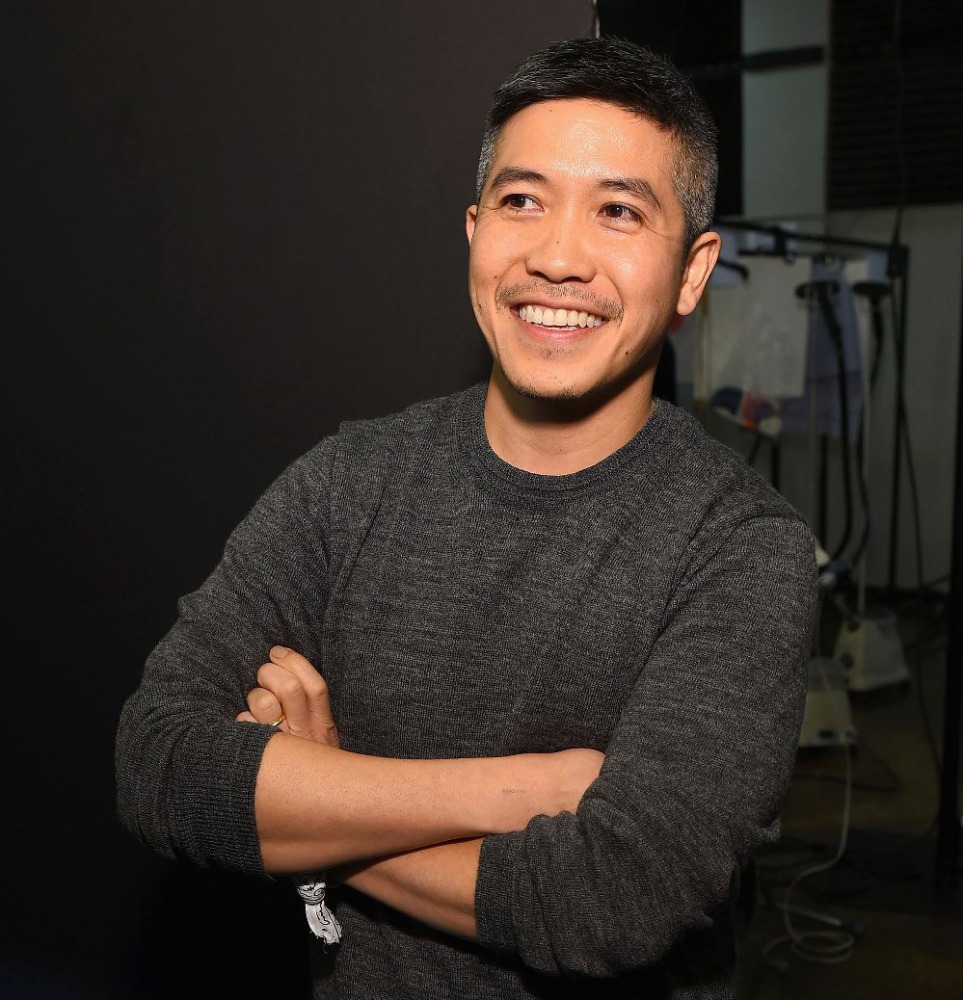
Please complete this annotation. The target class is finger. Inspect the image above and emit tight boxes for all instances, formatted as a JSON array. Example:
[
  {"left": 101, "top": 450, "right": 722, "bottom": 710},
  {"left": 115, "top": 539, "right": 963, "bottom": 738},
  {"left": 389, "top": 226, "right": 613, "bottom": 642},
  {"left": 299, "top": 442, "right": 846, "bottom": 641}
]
[
  {"left": 255, "top": 660, "right": 310, "bottom": 730},
  {"left": 267, "top": 646, "right": 340, "bottom": 747},
  {"left": 236, "top": 706, "right": 286, "bottom": 729},
  {"left": 246, "top": 686, "right": 285, "bottom": 726}
]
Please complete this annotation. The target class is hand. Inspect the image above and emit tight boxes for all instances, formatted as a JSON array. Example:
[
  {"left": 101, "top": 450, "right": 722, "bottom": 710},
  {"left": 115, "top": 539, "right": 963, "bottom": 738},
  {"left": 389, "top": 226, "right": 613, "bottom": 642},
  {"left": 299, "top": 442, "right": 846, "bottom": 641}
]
[{"left": 235, "top": 646, "right": 340, "bottom": 748}]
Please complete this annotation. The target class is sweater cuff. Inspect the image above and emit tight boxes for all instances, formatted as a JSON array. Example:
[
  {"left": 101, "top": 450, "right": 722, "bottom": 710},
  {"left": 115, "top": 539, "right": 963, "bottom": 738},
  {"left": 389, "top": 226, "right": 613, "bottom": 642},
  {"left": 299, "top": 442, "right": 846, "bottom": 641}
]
[
  {"left": 475, "top": 830, "right": 524, "bottom": 956},
  {"left": 176, "top": 720, "right": 275, "bottom": 874}
]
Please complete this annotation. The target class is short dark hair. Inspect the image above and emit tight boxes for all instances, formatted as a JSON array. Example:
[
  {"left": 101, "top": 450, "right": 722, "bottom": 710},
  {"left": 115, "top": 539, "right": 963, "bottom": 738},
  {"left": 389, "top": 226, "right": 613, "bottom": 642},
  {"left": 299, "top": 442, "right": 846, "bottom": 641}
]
[{"left": 475, "top": 36, "right": 718, "bottom": 250}]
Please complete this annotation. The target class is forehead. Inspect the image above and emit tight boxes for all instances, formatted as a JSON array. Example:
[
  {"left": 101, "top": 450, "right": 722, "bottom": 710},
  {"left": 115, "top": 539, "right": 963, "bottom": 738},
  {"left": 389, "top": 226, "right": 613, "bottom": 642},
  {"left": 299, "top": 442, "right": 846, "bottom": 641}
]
[{"left": 490, "top": 98, "right": 677, "bottom": 189}]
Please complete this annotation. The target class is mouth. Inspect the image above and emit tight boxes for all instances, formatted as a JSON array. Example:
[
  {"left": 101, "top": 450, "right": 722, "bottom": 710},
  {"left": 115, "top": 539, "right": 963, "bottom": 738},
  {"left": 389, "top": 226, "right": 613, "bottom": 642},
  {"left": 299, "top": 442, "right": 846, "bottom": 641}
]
[{"left": 514, "top": 304, "right": 606, "bottom": 330}]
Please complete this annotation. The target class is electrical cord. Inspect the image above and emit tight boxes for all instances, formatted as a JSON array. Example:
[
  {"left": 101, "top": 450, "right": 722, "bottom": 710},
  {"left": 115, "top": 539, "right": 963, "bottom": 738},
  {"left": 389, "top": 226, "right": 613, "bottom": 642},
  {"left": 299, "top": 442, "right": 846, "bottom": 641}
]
[
  {"left": 761, "top": 740, "right": 858, "bottom": 969},
  {"left": 795, "top": 279, "right": 856, "bottom": 561},
  {"left": 848, "top": 281, "right": 889, "bottom": 569},
  {"left": 761, "top": 659, "right": 860, "bottom": 970}
]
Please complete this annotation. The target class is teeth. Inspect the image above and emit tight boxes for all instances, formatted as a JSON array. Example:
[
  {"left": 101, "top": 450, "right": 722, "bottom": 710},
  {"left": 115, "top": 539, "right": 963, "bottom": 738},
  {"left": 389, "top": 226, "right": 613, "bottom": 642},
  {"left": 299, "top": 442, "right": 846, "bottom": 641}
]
[{"left": 519, "top": 305, "right": 604, "bottom": 328}]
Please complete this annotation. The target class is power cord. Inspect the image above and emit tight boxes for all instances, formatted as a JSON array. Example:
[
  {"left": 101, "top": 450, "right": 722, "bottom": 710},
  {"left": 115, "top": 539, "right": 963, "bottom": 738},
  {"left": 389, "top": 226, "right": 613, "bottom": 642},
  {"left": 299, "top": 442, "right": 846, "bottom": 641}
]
[
  {"left": 761, "top": 659, "right": 860, "bottom": 969},
  {"left": 762, "top": 741, "right": 858, "bottom": 969}
]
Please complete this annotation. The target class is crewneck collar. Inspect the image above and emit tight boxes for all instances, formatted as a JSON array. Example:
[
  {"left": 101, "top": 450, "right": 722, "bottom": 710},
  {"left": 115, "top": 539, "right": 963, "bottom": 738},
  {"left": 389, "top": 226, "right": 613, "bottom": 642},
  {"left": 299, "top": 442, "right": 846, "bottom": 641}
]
[{"left": 455, "top": 381, "right": 669, "bottom": 499}]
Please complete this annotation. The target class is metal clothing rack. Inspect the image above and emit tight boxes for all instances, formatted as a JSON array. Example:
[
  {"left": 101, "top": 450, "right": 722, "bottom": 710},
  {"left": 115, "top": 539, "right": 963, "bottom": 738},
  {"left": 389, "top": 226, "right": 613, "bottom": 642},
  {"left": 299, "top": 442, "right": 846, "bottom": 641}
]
[
  {"left": 716, "top": 219, "right": 908, "bottom": 586},
  {"left": 714, "top": 219, "right": 959, "bottom": 890}
]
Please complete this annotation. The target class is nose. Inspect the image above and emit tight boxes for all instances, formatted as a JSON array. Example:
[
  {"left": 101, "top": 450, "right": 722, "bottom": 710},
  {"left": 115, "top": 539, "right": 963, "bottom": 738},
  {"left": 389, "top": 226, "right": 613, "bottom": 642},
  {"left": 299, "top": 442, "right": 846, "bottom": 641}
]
[{"left": 525, "top": 210, "right": 597, "bottom": 284}]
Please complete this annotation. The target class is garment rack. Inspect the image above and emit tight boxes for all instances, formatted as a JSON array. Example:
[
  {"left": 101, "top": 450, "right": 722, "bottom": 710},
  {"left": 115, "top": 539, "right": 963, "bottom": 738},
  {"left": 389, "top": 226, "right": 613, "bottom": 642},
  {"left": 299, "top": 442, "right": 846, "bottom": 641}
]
[
  {"left": 713, "top": 218, "right": 959, "bottom": 891},
  {"left": 715, "top": 219, "right": 908, "bottom": 586}
]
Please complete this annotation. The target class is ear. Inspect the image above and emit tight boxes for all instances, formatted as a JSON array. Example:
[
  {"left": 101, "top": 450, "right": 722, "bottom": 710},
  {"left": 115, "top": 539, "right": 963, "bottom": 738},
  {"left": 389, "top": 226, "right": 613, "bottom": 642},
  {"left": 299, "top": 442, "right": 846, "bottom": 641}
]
[
  {"left": 675, "top": 231, "right": 721, "bottom": 317},
  {"left": 465, "top": 205, "right": 478, "bottom": 245}
]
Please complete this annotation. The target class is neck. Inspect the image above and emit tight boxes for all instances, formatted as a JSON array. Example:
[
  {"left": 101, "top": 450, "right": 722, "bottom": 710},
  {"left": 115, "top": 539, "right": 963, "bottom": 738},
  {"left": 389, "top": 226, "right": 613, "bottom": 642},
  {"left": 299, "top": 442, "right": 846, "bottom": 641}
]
[{"left": 483, "top": 366, "right": 656, "bottom": 475}]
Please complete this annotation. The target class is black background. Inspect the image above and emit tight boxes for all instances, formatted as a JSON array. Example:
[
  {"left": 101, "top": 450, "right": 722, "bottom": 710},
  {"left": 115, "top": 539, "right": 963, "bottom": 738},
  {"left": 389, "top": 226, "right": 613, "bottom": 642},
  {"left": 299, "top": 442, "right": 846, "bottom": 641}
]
[{"left": 5, "top": 3, "right": 594, "bottom": 995}]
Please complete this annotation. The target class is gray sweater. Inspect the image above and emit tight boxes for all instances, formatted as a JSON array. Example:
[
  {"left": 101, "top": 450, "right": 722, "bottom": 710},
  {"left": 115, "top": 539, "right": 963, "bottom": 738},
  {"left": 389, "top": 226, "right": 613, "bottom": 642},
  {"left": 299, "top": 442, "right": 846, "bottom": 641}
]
[{"left": 116, "top": 383, "right": 817, "bottom": 998}]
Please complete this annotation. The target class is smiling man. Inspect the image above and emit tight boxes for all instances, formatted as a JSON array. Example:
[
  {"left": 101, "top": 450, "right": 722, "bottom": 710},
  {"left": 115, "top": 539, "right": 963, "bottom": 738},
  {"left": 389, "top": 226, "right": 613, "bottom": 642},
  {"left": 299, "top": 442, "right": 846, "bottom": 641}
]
[
  {"left": 468, "top": 94, "right": 719, "bottom": 473},
  {"left": 116, "top": 37, "right": 818, "bottom": 1000}
]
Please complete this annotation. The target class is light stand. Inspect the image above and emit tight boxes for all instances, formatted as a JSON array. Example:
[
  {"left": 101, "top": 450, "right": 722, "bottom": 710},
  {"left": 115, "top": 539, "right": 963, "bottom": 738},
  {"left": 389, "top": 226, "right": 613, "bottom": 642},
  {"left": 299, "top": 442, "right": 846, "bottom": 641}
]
[{"left": 934, "top": 254, "right": 963, "bottom": 891}]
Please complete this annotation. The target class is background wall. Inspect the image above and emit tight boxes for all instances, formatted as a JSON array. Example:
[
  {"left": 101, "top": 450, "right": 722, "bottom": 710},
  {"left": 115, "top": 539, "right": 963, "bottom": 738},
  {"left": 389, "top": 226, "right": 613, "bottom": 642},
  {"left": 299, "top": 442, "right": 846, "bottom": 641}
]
[
  {"left": 738, "top": 0, "right": 963, "bottom": 598},
  {"left": 741, "top": 0, "right": 827, "bottom": 218},
  {"left": 5, "top": 2, "right": 594, "bottom": 996}
]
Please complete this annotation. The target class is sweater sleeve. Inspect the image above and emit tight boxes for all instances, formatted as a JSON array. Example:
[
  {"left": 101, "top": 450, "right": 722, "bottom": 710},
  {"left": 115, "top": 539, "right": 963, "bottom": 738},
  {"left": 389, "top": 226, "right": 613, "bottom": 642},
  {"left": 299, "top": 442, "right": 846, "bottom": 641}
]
[
  {"left": 474, "top": 511, "right": 817, "bottom": 976},
  {"left": 114, "top": 439, "right": 336, "bottom": 876}
]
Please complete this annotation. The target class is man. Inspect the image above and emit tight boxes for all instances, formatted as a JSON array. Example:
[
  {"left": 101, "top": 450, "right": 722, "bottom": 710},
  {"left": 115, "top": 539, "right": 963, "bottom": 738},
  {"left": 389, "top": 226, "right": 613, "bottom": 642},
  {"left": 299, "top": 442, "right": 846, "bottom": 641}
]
[{"left": 116, "top": 36, "right": 817, "bottom": 998}]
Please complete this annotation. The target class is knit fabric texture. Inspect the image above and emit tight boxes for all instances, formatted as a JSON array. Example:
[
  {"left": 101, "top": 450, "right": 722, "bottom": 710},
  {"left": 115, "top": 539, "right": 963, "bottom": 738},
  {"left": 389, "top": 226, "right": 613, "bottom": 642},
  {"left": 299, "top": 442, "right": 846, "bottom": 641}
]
[{"left": 116, "top": 382, "right": 818, "bottom": 998}]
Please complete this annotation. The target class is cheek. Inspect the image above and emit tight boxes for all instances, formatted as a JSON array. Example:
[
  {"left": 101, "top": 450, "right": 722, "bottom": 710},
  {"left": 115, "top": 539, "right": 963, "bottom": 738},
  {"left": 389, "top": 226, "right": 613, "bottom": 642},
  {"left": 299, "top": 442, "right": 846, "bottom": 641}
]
[
  {"left": 611, "top": 254, "right": 678, "bottom": 310},
  {"left": 468, "top": 245, "right": 499, "bottom": 289},
  {"left": 601, "top": 242, "right": 645, "bottom": 283},
  {"left": 471, "top": 220, "right": 526, "bottom": 278}
]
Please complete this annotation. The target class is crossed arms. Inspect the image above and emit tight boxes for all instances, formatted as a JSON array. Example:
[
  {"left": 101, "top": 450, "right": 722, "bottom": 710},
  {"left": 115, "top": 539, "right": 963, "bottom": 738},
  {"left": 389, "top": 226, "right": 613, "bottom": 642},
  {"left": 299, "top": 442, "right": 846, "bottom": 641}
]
[
  {"left": 115, "top": 435, "right": 817, "bottom": 976},
  {"left": 236, "top": 644, "right": 604, "bottom": 939}
]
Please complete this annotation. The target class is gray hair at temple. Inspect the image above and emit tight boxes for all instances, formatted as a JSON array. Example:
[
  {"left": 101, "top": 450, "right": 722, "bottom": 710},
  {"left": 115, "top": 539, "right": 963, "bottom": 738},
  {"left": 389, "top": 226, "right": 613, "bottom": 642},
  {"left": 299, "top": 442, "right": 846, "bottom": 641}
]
[{"left": 475, "top": 36, "right": 718, "bottom": 252}]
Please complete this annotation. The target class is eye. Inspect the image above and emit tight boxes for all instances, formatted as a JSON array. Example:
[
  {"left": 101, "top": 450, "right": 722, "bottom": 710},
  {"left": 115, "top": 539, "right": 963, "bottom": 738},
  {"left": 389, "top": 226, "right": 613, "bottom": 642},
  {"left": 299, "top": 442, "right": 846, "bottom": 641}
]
[
  {"left": 601, "top": 203, "right": 642, "bottom": 226},
  {"left": 502, "top": 193, "right": 538, "bottom": 211}
]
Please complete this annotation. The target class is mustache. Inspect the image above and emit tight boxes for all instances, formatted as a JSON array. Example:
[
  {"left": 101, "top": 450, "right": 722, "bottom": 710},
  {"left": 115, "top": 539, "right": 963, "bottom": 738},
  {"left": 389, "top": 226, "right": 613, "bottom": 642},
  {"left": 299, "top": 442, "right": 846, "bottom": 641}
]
[{"left": 496, "top": 281, "right": 623, "bottom": 321}]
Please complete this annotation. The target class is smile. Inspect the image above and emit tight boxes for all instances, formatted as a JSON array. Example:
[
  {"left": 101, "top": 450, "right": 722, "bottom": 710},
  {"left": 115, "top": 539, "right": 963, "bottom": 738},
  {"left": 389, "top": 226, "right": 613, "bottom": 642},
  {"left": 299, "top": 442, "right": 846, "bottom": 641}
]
[{"left": 517, "top": 305, "right": 605, "bottom": 329}]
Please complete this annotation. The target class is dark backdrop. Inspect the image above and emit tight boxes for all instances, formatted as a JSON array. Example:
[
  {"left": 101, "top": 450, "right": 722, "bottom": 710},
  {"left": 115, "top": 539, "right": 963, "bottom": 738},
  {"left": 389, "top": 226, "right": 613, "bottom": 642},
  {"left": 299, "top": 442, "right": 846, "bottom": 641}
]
[
  {"left": 598, "top": 0, "right": 743, "bottom": 216},
  {"left": 5, "top": 3, "right": 593, "bottom": 996}
]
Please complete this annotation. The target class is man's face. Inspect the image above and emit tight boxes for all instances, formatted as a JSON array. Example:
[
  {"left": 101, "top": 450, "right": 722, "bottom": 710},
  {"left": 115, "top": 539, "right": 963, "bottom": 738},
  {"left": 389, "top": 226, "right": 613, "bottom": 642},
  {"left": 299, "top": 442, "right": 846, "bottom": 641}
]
[{"left": 466, "top": 98, "right": 716, "bottom": 406}]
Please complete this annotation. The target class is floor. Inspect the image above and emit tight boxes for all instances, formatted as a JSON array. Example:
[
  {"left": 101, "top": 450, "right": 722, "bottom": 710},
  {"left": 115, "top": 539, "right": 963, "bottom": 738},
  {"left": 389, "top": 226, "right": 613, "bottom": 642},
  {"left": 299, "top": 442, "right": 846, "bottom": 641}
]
[{"left": 737, "top": 592, "right": 963, "bottom": 998}]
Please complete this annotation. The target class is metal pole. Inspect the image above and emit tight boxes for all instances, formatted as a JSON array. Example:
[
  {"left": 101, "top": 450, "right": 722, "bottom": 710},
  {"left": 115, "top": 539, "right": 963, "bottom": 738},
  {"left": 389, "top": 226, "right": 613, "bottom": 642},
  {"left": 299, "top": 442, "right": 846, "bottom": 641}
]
[
  {"left": 935, "top": 250, "right": 963, "bottom": 890},
  {"left": 887, "top": 259, "right": 909, "bottom": 591}
]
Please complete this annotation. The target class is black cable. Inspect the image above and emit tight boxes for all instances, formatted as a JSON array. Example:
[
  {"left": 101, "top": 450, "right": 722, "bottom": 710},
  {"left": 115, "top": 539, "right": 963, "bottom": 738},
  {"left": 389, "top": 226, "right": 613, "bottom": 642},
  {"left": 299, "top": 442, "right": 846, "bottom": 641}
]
[
  {"left": 885, "top": 0, "right": 910, "bottom": 590},
  {"left": 796, "top": 280, "right": 854, "bottom": 561},
  {"left": 849, "top": 398, "right": 873, "bottom": 568},
  {"left": 849, "top": 282, "right": 891, "bottom": 567}
]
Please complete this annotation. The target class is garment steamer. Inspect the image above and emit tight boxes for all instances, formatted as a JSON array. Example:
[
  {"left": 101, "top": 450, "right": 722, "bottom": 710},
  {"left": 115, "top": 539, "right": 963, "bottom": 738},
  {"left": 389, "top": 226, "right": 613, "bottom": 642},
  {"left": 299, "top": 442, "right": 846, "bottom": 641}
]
[
  {"left": 796, "top": 276, "right": 908, "bottom": 701},
  {"left": 832, "top": 281, "right": 910, "bottom": 692},
  {"left": 799, "top": 545, "right": 858, "bottom": 748},
  {"left": 794, "top": 278, "right": 858, "bottom": 747}
]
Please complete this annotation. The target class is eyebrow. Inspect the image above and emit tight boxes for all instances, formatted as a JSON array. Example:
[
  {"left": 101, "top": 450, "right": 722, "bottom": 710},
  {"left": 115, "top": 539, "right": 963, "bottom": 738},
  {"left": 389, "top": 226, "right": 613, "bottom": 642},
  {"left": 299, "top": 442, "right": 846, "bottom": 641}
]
[
  {"left": 599, "top": 176, "right": 664, "bottom": 215},
  {"left": 487, "top": 166, "right": 546, "bottom": 191},
  {"left": 487, "top": 167, "right": 664, "bottom": 215}
]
